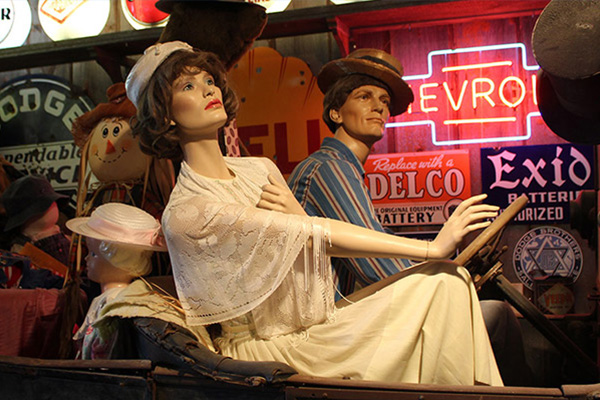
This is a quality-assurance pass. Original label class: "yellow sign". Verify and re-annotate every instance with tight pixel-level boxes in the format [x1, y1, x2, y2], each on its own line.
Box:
[229, 47, 330, 175]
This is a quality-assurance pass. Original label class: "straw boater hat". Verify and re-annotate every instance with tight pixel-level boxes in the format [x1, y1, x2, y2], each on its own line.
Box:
[532, 0, 600, 144]
[155, 0, 267, 71]
[66, 202, 167, 252]
[71, 82, 137, 148]
[317, 48, 414, 116]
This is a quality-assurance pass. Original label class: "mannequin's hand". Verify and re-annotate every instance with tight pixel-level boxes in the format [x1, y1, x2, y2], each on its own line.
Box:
[257, 174, 308, 216]
[429, 194, 499, 259]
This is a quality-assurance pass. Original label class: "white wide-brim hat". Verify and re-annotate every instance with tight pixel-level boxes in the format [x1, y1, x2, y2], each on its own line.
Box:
[66, 202, 167, 252]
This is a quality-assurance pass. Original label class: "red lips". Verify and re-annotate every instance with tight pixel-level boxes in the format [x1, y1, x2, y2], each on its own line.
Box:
[205, 99, 223, 110]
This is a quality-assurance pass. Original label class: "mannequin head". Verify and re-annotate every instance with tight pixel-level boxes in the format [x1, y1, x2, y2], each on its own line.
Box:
[323, 74, 392, 136]
[129, 43, 238, 161]
[66, 202, 167, 292]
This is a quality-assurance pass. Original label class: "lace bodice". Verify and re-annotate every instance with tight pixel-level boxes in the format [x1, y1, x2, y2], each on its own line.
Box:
[163, 157, 334, 339]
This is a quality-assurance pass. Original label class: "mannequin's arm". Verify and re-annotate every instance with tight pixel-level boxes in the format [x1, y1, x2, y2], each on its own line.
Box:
[327, 194, 497, 260]
[258, 179, 497, 261]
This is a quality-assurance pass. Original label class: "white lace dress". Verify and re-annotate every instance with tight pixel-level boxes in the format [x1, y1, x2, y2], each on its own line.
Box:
[163, 157, 502, 386]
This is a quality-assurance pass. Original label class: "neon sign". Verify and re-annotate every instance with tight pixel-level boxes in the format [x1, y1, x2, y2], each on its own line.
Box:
[386, 43, 542, 146]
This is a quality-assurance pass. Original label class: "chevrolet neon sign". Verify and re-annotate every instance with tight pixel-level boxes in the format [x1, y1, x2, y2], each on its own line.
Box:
[386, 43, 542, 146]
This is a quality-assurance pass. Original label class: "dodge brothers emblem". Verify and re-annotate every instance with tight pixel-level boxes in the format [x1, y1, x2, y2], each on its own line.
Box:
[512, 226, 582, 289]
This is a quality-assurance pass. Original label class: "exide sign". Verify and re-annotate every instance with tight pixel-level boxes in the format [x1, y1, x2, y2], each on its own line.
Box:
[387, 43, 541, 146]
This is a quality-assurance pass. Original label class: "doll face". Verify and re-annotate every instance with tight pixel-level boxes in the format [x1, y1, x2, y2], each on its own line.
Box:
[88, 117, 149, 182]
[332, 85, 391, 145]
[171, 68, 228, 138]
[85, 237, 133, 286]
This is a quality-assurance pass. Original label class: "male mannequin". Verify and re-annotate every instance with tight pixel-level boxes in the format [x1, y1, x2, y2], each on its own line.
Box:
[288, 49, 532, 386]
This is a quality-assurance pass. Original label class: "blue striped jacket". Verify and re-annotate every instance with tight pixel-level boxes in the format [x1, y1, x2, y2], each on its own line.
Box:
[288, 137, 413, 300]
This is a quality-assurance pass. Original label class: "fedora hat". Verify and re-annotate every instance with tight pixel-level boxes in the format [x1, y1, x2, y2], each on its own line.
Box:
[317, 48, 414, 116]
[155, 0, 267, 70]
[1, 175, 68, 232]
[66, 202, 167, 252]
[532, 0, 600, 144]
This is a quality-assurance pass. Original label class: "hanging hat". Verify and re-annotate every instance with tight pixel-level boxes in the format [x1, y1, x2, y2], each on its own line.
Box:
[66, 202, 167, 252]
[155, 0, 267, 70]
[1, 175, 68, 232]
[71, 82, 137, 148]
[532, 0, 600, 144]
[317, 48, 414, 116]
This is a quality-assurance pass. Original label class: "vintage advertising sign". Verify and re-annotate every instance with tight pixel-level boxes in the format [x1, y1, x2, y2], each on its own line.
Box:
[364, 149, 471, 226]
[0, 0, 32, 49]
[481, 144, 594, 224]
[513, 226, 583, 290]
[121, 0, 169, 30]
[387, 43, 541, 146]
[38, 0, 109, 41]
[0, 75, 93, 190]
[247, 0, 291, 13]
[230, 47, 330, 175]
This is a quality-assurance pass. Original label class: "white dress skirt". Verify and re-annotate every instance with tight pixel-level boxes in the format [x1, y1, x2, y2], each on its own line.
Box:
[216, 261, 503, 386]
[163, 157, 503, 386]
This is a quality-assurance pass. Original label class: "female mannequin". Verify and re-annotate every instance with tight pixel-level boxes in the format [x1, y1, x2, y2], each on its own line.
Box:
[126, 41, 502, 386]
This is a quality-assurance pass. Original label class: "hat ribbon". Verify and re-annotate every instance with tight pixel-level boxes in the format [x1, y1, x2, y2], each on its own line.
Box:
[356, 55, 401, 76]
[87, 215, 163, 247]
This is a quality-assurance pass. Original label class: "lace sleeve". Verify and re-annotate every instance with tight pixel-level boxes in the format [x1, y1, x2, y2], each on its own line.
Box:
[163, 195, 333, 337]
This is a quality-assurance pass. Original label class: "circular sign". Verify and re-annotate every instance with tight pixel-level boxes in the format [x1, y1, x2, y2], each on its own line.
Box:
[0, 74, 94, 146]
[38, 0, 110, 41]
[0, 0, 32, 49]
[121, 0, 169, 30]
[512, 226, 583, 289]
[247, 0, 290, 13]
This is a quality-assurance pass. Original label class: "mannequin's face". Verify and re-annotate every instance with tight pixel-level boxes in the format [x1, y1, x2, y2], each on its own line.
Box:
[332, 85, 391, 145]
[88, 117, 149, 182]
[85, 237, 134, 288]
[171, 68, 227, 138]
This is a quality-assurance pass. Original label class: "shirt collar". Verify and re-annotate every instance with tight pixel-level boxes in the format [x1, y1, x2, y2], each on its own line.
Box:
[321, 137, 366, 177]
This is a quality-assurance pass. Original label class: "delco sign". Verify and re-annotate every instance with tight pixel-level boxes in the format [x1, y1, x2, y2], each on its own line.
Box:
[364, 150, 471, 226]
[481, 144, 595, 224]
[387, 43, 541, 146]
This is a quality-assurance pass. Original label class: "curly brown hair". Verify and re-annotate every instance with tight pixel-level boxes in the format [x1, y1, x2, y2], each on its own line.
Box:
[322, 74, 390, 134]
[131, 50, 239, 161]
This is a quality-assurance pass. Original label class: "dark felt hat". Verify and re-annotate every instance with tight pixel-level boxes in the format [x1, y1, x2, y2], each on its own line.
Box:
[1, 175, 68, 232]
[532, 0, 600, 144]
[155, 0, 267, 70]
[317, 48, 414, 116]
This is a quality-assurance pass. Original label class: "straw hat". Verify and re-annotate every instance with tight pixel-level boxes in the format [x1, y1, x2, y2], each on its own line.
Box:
[317, 48, 414, 116]
[66, 203, 167, 252]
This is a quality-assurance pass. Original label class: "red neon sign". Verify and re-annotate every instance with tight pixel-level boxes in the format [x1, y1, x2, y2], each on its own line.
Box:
[388, 43, 541, 145]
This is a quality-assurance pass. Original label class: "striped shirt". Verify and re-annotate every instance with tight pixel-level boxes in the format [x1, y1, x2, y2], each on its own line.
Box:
[288, 137, 413, 300]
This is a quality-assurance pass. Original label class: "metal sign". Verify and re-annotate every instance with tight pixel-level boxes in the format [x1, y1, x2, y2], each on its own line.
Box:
[38, 0, 109, 41]
[0, 0, 32, 49]
[364, 149, 471, 226]
[481, 144, 595, 224]
[0, 75, 94, 190]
